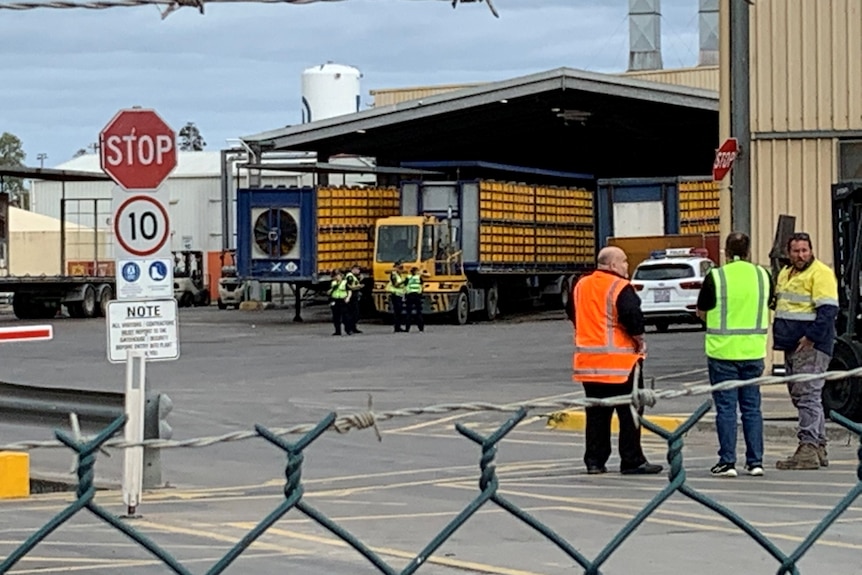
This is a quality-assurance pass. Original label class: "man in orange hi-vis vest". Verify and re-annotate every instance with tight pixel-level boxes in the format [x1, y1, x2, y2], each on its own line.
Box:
[566, 246, 663, 476]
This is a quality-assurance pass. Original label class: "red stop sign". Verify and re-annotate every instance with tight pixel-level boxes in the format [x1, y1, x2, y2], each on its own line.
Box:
[99, 108, 177, 191]
[712, 137, 738, 182]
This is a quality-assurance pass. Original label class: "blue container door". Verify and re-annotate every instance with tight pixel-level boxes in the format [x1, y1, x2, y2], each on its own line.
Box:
[236, 187, 317, 282]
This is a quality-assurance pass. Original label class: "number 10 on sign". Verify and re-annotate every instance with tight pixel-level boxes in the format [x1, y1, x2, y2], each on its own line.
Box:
[113, 190, 171, 259]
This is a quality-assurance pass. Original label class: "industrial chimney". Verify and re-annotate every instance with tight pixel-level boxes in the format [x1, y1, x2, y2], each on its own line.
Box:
[628, 0, 663, 72]
[698, 0, 719, 66]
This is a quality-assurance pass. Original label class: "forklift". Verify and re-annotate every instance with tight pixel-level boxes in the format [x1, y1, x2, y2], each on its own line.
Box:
[173, 250, 211, 308]
[824, 181, 862, 422]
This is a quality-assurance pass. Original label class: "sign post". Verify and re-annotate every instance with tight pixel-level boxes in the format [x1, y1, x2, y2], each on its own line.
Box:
[99, 107, 180, 515]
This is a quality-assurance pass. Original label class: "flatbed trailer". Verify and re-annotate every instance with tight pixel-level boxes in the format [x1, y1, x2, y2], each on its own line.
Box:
[0, 275, 115, 319]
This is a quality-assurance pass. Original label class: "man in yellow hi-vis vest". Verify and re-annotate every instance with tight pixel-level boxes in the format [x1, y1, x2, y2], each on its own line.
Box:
[696, 233, 773, 478]
[772, 232, 839, 470]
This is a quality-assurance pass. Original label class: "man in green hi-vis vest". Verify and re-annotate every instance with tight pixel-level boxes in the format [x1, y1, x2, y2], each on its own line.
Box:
[696, 232, 774, 479]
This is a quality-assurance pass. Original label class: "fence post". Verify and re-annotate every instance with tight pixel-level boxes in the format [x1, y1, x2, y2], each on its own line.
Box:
[143, 392, 173, 490]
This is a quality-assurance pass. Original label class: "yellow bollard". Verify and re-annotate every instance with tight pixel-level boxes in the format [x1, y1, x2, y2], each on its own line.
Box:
[0, 452, 30, 499]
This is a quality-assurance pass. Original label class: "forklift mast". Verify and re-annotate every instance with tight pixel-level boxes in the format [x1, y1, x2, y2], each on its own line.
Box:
[831, 182, 862, 338]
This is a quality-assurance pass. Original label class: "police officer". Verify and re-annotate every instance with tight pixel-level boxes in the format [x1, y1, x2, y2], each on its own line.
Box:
[404, 267, 425, 333]
[328, 269, 350, 336]
[344, 265, 363, 335]
[772, 232, 839, 470]
[696, 232, 772, 478]
[570, 246, 662, 476]
[387, 263, 407, 332]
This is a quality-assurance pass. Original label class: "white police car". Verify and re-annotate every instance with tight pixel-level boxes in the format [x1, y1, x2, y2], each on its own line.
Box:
[630, 247, 715, 332]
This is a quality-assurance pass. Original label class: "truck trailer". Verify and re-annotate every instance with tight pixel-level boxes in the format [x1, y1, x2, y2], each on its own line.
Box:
[234, 184, 401, 319]
[370, 179, 595, 324]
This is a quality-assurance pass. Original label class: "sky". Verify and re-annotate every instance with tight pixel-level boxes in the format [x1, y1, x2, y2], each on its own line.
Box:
[1, 0, 704, 168]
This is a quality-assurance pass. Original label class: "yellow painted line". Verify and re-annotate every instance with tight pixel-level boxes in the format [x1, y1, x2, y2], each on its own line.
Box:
[546, 410, 686, 434]
[442, 483, 862, 551]
[7, 551, 293, 574]
[228, 522, 546, 575]
[132, 519, 309, 555]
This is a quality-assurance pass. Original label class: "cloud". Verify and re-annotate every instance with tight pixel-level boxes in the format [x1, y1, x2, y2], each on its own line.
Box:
[0, 0, 703, 165]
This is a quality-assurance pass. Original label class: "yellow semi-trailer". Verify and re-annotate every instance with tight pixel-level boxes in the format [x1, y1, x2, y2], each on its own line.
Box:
[371, 179, 595, 325]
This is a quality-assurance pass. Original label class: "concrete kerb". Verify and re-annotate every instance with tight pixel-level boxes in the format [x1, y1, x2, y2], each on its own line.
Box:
[546, 409, 857, 443]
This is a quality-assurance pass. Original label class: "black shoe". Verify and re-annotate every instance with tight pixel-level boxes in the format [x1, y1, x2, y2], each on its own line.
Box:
[586, 465, 607, 475]
[332, 332, 341, 336]
[620, 462, 663, 475]
[710, 462, 738, 477]
[353, 329, 363, 334]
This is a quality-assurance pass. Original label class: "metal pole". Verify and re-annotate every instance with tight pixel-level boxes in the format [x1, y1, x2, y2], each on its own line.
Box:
[220, 149, 231, 252]
[60, 183, 66, 275]
[93, 199, 99, 269]
[729, 0, 751, 237]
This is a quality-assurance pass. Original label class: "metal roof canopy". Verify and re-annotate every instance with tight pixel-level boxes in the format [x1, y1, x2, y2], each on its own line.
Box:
[0, 166, 110, 182]
[242, 67, 720, 179]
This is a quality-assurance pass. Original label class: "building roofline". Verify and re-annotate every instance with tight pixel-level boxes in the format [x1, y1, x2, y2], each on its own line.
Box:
[242, 66, 718, 151]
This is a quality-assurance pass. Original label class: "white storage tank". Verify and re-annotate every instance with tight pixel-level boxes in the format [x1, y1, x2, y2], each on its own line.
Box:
[301, 62, 362, 123]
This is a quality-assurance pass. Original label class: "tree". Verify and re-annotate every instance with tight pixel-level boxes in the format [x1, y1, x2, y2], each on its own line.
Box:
[179, 122, 206, 151]
[0, 132, 28, 208]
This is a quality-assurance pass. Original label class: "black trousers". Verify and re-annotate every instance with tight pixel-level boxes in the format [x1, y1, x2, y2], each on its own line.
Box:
[345, 294, 361, 333]
[582, 361, 647, 471]
[404, 293, 424, 332]
[330, 299, 347, 334]
[390, 295, 405, 331]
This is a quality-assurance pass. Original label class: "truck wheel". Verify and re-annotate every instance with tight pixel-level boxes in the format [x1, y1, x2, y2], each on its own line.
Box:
[484, 284, 499, 321]
[81, 284, 97, 318]
[824, 336, 862, 423]
[451, 291, 469, 325]
[97, 285, 113, 317]
[218, 298, 228, 310]
[180, 292, 194, 308]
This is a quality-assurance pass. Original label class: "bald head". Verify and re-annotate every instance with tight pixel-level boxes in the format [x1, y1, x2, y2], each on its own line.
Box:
[597, 246, 629, 278]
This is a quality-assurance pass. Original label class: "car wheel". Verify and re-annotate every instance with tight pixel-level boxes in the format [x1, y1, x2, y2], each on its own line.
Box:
[654, 320, 669, 333]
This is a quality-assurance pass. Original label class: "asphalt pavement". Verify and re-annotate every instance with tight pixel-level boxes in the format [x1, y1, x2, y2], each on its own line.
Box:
[0, 306, 860, 575]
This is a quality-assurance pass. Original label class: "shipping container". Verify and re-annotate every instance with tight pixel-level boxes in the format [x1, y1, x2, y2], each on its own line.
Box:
[371, 179, 594, 324]
[235, 184, 400, 292]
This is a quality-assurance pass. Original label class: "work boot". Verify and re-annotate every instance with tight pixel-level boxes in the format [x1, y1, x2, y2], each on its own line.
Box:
[776, 443, 820, 470]
[818, 444, 829, 467]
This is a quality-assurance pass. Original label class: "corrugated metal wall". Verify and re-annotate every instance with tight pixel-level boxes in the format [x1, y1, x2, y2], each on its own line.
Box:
[621, 66, 719, 92]
[370, 84, 484, 107]
[751, 0, 862, 133]
[751, 139, 837, 265]
[748, 0, 862, 268]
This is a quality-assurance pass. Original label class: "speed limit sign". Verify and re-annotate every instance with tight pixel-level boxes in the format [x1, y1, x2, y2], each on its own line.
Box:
[113, 191, 171, 258]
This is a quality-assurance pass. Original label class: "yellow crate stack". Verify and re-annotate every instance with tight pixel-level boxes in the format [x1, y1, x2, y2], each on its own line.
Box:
[534, 185, 594, 265]
[679, 179, 720, 235]
[479, 181, 594, 267]
[316, 186, 400, 273]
